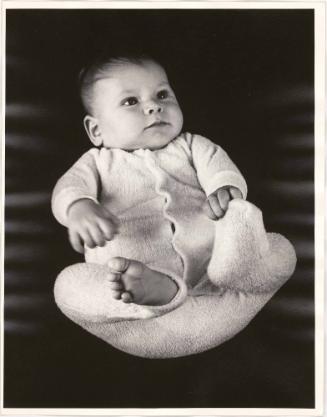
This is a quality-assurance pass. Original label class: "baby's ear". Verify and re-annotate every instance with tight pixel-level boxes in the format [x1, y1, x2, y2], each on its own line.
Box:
[83, 115, 102, 147]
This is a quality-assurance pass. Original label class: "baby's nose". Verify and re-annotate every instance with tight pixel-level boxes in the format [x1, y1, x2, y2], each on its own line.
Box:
[144, 102, 163, 115]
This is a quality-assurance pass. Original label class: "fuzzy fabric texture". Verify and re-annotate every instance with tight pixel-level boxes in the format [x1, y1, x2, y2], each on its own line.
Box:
[52, 133, 296, 358]
[207, 199, 297, 293]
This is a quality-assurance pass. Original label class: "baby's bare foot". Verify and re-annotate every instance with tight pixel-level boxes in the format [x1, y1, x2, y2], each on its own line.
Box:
[106, 257, 178, 306]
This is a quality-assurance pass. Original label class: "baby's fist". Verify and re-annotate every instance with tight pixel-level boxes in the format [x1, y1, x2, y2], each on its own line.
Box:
[203, 186, 242, 220]
[67, 199, 119, 253]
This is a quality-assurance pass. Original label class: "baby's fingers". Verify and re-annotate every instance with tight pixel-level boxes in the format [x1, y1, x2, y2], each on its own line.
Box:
[229, 186, 243, 199]
[217, 188, 231, 211]
[207, 194, 224, 219]
[68, 229, 85, 254]
[88, 225, 107, 247]
[79, 229, 98, 249]
[203, 199, 218, 220]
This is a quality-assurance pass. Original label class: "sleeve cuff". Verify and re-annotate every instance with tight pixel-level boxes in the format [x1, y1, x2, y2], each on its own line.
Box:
[204, 171, 248, 199]
[51, 188, 99, 226]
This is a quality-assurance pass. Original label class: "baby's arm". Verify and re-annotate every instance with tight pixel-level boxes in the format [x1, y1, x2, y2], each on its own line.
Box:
[52, 149, 118, 253]
[185, 134, 247, 218]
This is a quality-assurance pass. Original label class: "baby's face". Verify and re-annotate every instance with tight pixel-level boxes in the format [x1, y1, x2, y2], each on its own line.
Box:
[86, 61, 183, 150]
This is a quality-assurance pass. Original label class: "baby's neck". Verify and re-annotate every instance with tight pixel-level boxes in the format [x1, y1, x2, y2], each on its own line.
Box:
[102, 141, 174, 153]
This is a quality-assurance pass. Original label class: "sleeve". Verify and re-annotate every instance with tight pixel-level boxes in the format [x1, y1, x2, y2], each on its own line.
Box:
[51, 149, 100, 227]
[187, 133, 248, 198]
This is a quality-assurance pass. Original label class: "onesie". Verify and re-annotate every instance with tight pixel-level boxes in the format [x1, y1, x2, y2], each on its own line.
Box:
[52, 133, 297, 358]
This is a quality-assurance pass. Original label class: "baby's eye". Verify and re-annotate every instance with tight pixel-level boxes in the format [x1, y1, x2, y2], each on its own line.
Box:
[122, 97, 138, 106]
[157, 90, 169, 100]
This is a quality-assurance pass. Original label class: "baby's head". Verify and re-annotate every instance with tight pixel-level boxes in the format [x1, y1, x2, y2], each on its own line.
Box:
[79, 54, 183, 151]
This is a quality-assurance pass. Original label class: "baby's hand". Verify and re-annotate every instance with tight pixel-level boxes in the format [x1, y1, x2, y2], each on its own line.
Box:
[67, 199, 119, 254]
[203, 186, 243, 220]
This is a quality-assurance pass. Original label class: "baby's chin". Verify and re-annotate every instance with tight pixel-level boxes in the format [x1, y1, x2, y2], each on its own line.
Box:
[144, 136, 176, 150]
[132, 131, 181, 151]
[146, 127, 183, 149]
[145, 138, 174, 150]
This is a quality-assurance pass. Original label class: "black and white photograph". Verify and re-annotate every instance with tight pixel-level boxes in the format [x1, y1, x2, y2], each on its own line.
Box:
[1, 1, 325, 414]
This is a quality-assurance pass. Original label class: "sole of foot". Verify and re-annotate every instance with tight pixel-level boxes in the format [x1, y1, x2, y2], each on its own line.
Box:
[107, 257, 178, 306]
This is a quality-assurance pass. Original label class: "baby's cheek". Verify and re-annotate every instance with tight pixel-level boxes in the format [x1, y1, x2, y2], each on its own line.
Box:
[170, 106, 183, 134]
[123, 116, 143, 137]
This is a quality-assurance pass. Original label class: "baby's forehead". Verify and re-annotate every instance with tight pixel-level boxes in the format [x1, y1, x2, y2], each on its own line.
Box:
[105, 61, 167, 81]
[94, 62, 169, 100]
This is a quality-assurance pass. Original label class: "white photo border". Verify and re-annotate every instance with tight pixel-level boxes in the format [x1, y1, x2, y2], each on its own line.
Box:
[0, 1, 325, 416]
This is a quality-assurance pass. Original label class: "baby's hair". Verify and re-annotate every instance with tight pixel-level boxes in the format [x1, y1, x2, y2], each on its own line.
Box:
[78, 52, 161, 115]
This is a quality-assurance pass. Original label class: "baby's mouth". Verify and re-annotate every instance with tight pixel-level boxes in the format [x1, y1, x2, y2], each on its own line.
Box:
[145, 121, 170, 130]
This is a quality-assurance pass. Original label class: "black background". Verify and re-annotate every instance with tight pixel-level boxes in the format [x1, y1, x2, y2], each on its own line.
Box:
[5, 9, 314, 408]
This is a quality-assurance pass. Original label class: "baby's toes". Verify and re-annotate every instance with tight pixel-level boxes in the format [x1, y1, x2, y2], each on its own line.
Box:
[106, 272, 125, 299]
[106, 270, 121, 282]
[121, 292, 133, 303]
[111, 290, 123, 300]
[107, 257, 130, 273]
[107, 280, 123, 291]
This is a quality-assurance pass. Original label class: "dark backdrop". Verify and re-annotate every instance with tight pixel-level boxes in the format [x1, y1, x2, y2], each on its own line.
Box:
[5, 9, 314, 408]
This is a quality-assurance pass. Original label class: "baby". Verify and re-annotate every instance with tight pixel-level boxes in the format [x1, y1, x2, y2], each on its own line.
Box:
[52, 54, 296, 357]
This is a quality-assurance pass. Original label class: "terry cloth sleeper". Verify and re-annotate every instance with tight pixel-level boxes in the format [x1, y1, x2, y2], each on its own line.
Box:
[52, 133, 296, 358]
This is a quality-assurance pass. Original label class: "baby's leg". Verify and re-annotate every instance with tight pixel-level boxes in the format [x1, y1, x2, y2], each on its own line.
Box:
[106, 257, 178, 305]
[54, 261, 187, 324]
[207, 199, 297, 293]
